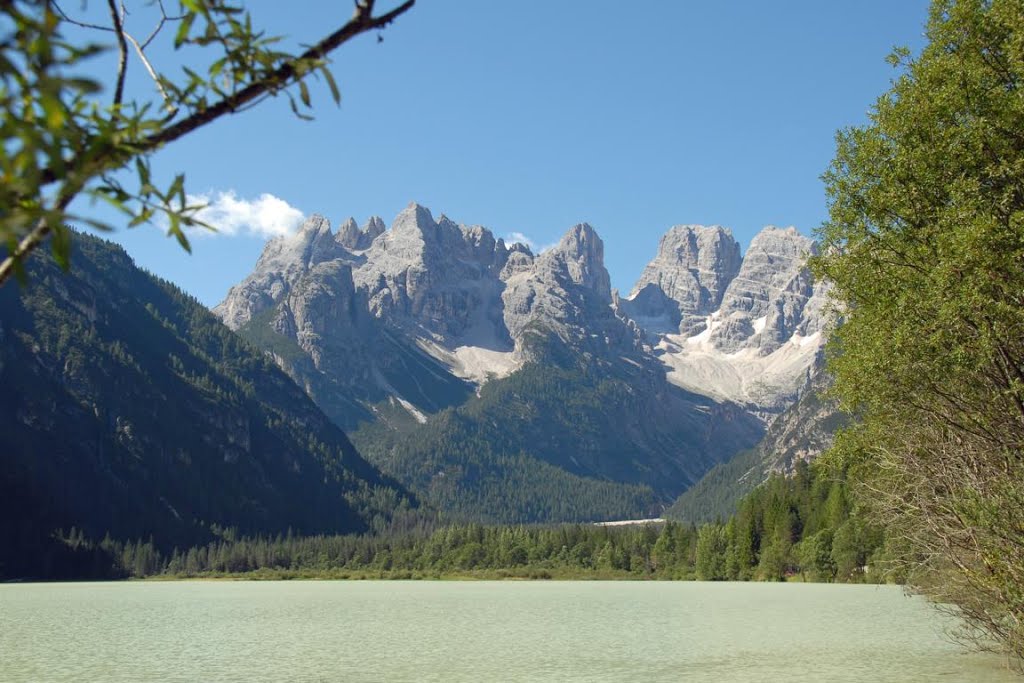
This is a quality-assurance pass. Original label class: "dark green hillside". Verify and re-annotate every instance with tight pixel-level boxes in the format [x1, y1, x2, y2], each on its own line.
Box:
[663, 446, 763, 524]
[0, 235, 418, 579]
[667, 367, 845, 523]
[353, 337, 763, 523]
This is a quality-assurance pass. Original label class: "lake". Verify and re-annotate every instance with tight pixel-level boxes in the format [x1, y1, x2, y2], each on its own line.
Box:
[0, 581, 1014, 682]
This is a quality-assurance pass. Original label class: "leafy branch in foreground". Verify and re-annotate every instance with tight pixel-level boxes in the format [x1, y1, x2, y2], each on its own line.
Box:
[0, 0, 414, 285]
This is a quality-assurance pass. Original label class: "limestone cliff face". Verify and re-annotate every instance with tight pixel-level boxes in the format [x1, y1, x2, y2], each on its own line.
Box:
[708, 227, 821, 354]
[624, 225, 741, 335]
[351, 204, 511, 344]
[336, 216, 385, 251]
[216, 206, 830, 421]
[214, 204, 654, 430]
[501, 223, 640, 359]
[213, 214, 361, 331]
[619, 224, 829, 415]
[216, 204, 651, 380]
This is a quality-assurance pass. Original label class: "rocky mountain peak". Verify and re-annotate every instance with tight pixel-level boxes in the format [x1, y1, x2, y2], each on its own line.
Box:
[745, 225, 814, 260]
[301, 213, 330, 234]
[538, 223, 611, 301]
[351, 216, 386, 250]
[332, 216, 386, 251]
[620, 222, 828, 416]
[307, 215, 347, 265]
[214, 214, 344, 330]
[498, 222, 635, 360]
[625, 224, 741, 334]
[216, 205, 829, 421]
[335, 217, 360, 249]
[714, 225, 818, 340]
[391, 202, 435, 237]
[265, 213, 332, 267]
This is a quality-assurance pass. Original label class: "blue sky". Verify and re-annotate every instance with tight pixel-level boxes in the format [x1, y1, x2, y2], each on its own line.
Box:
[70, 1, 930, 306]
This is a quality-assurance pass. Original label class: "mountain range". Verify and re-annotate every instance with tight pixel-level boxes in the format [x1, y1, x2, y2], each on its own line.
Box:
[1, 203, 833, 577]
[215, 203, 829, 522]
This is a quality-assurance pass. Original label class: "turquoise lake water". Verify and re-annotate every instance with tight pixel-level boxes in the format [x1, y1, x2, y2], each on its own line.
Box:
[0, 581, 1015, 682]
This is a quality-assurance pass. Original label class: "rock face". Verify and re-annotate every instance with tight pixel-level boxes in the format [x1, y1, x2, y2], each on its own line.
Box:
[758, 365, 844, 476]
[623, 225, 741, 335]
[215, 204, 655, 430]
[216, 204, 829, 424]
[706, 227, 822, 354]
[336, 216, 385, 250]
[216, 205, 623, 433]
[501, 223, 639, 358]
[620, 224, 829, 415]
[214, 214, 362, 331]
[351, 204, 512, 345]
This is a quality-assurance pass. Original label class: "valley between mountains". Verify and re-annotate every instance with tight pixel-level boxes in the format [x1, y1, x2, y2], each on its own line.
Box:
[1, 202, 839, 577]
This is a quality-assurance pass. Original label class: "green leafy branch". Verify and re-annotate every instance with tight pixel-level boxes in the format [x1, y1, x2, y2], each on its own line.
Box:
[0, 0, 415, 285]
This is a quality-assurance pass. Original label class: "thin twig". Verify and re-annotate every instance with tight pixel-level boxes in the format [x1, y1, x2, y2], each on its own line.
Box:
[123, 31, 177, 114]
[51, 1, 116, 32]
[106, 0, 128, 107]
[36, 0, 414, 187]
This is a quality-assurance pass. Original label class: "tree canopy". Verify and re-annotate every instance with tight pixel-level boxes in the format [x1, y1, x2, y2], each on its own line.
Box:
[813, 0, 1024, 661]
[0, 0, 414, 285]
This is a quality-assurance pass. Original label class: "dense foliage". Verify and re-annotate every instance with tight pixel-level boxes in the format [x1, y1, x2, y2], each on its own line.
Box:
[664, 446, 762, 525]
[353, 362, 659, 524]
[33, 461, 886, 584]
[0, 234, 420, 580]
[813, 0, 1024, 659]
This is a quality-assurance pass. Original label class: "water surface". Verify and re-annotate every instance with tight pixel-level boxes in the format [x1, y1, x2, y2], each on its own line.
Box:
[0, 581, 1014, 682]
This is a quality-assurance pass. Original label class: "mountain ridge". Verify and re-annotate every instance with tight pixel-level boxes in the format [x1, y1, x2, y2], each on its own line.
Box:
[213, 202, 825, 523]
[1, 234, 420, 578]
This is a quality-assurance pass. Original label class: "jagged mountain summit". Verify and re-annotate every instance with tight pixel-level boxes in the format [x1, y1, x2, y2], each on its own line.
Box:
[214, 203, 768, 522]
[619, 223, 828, 415]
[215, 204, 649, 428]
[623, 225, 741, 336]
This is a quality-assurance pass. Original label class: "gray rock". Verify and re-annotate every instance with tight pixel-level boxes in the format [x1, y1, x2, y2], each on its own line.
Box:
[213, 214, 351, 330]
[501, 223, 640, 358]
[709, 226, 819, 353]
[335, 216, 385, 251]
[215, 205, 828, 429]
[628, 225, 741, 335]
[621, 223, 829, 415]
[335, 217, 360, 250]
[616, 283, 682, 337]
[352, 204, 511, 343]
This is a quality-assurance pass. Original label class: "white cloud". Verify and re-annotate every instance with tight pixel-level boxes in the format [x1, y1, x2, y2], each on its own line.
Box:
[185, 190, 304, 238]
[504, 231, 537, 250]
[503, 231, 557, 254]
